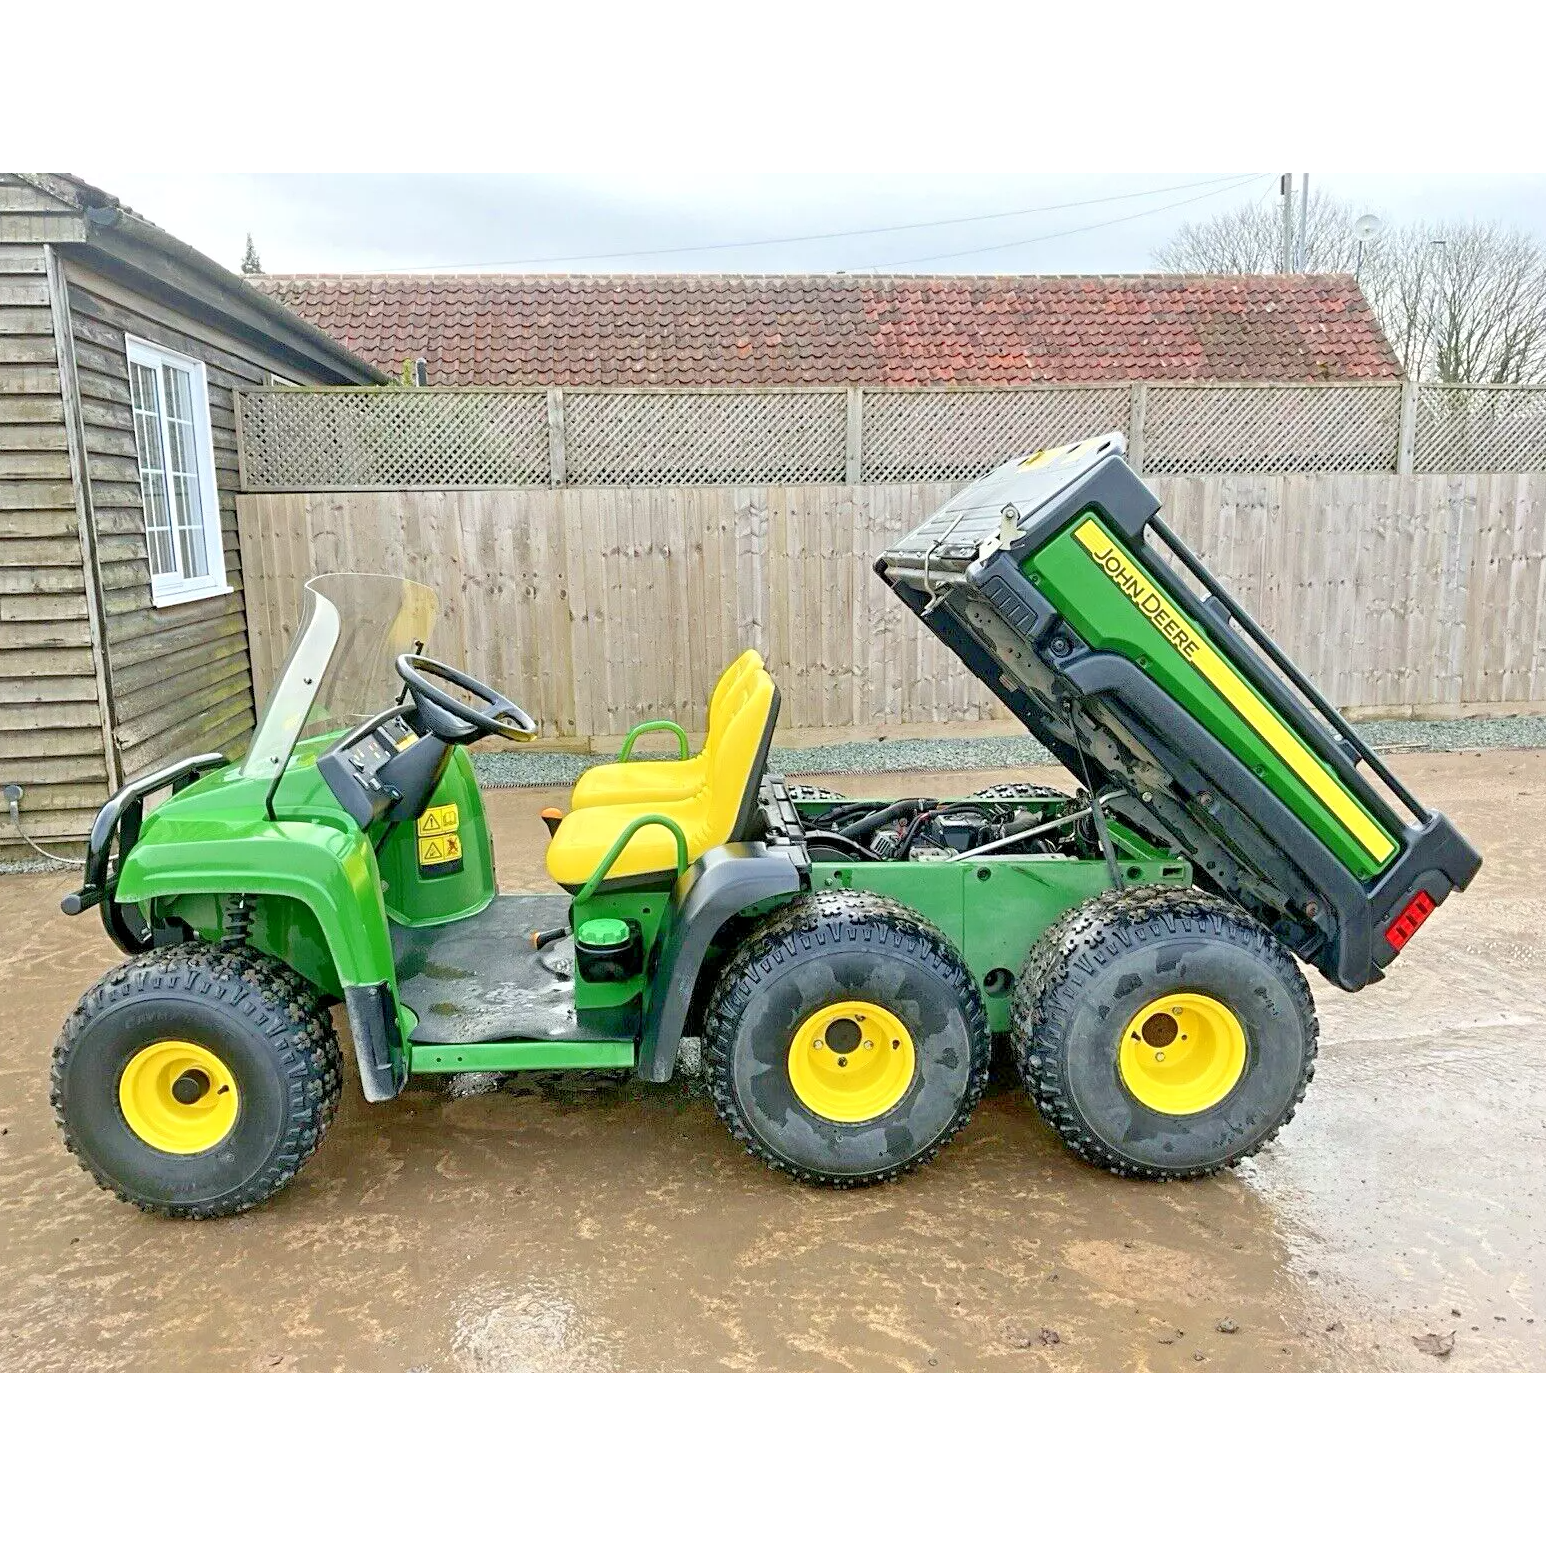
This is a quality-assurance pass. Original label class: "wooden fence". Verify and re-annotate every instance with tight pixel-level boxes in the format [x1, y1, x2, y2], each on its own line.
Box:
[236, 472, 1546, 744]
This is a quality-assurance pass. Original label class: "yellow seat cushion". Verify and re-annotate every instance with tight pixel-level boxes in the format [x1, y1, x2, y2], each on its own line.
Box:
[543, 798, 708, 889]
[546, 668, 776, 890]
[567, 757, 703, 810]
[570, 650, 761, 810]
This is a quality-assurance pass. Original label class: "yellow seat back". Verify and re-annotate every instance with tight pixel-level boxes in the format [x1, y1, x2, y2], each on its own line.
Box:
[700, 667, 778, 847]
[702, 649, 762, 761]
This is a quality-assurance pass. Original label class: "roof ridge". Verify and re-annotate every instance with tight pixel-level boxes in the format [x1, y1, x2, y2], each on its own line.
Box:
[253, 269, 1360, 285]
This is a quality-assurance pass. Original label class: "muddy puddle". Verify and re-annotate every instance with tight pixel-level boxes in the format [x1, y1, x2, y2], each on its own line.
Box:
[2, 754, 1542, 1371]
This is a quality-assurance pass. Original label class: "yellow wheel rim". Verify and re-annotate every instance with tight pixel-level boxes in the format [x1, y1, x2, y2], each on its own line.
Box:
[1118, 993, 1247, 1116]
[118, 1040, 240, 1155]
[786, 1000, 916, 1124]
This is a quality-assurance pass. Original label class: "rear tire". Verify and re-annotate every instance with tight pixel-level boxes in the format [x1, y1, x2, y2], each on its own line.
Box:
[52, 944, 343, 1218]
[972, 781, 1074, 803]
[1011, 887, 1317, 1180]
[704, 892, 990, 1186]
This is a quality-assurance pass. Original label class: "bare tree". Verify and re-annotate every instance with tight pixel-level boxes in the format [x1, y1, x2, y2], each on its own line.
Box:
[1426, 224, 1546, 383]
[1155, 198, 1546, 383]
[1153, 189, 1359, 275]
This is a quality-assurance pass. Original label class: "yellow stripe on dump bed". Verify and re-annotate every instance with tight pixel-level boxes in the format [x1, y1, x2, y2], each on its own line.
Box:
[1072, 519, 1396, 865]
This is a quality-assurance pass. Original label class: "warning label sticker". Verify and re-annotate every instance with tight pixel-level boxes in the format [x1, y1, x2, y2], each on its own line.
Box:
[416, 803, 459, 836]
[417, 831, 463, 867]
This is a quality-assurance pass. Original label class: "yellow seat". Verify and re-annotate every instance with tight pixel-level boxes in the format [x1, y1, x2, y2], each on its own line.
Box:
[569, 650, 762, 809]
[546, 668, 778, 891]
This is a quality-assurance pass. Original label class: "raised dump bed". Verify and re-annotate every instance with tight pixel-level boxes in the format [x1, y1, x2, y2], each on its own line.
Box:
[874, 434, 1481, 991]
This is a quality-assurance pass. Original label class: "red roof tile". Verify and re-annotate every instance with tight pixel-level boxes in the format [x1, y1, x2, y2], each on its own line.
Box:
[249, 273, 1401, 387]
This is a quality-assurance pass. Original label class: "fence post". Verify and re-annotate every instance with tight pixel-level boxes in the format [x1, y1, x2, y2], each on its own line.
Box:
[845, 387, 863, 484]
[1397, 379, 1418, 473]
[233, 388, 249, 492]
[546, 387, 566, 487]
[1127, 383, 1147, 473]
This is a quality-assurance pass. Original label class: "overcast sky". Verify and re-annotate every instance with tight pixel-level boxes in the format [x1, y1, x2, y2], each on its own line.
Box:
[86, 172, 1546, 278]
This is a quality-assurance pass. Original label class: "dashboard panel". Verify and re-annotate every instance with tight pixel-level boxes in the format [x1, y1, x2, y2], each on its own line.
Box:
[316, 711, 428, 830]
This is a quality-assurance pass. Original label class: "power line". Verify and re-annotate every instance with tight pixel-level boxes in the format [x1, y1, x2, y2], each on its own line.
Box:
[876, 173, 1272, 269]
[372, 173, 1259, 273]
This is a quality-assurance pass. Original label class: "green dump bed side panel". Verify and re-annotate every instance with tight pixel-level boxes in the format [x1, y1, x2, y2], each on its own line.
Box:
[871, 435, 1483, 992]
[1028, 515, 1397, 880]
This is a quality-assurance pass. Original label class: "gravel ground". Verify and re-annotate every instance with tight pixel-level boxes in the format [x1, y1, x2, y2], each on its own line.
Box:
[471, 713, 1546, 787]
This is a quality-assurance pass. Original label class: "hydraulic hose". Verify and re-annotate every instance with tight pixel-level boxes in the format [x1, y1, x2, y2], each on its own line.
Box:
[835, 799, 929, 841]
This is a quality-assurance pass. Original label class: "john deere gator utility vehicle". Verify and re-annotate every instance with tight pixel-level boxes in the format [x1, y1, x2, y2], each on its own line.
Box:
[53, 436, 1481, 1217]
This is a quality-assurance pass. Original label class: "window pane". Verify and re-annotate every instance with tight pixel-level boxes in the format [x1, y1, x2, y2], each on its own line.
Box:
[142, 471, 175, 577]
[129, 362, 165, 473]
[171, 472, 208, 577]
[130, 361, 177, 579]
[162, 362, 209, 579]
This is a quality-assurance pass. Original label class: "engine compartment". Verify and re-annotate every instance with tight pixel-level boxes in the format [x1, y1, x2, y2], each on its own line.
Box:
[788, 786, 1102, 865]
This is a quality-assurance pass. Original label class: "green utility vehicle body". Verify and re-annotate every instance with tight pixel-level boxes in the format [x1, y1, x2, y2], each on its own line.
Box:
[77, 717, 1175, 1093]
[53, 436, 1481, 1214]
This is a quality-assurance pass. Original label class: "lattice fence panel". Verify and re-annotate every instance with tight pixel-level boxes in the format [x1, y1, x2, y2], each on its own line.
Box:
[1414, 385, 1546, 473]
[562, 390, 846, 486]
[240, 389, 550, 490]
[861, 387, 1130, 481]
[1143, 384, 1402, 474]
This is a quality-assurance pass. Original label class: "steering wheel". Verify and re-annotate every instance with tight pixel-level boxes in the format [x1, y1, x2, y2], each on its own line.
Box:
[395, 654, 538, 744]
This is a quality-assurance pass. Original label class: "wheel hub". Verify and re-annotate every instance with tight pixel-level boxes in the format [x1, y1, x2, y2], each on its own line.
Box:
[1117, 993, 1247, 1116]
[787, 1000, 916, 1123]
[118, 1040, 240, 1155]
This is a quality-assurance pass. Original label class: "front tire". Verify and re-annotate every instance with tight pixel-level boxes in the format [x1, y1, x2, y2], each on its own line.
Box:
[52, 945, 343, 1218]
[1012, 887, 1317, 1180]
[704, 892, 990, 1186]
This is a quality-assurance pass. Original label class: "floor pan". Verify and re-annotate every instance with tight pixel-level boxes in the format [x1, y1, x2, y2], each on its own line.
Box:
[393, 893, 579, 1045]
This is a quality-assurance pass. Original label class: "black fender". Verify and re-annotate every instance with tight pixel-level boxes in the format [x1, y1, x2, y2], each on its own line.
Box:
[636, 842, 803, 1082]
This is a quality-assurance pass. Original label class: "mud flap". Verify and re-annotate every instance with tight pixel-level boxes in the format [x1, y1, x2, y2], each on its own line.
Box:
[637, 844, 804, 1083]
[344, 982, 406, 1102]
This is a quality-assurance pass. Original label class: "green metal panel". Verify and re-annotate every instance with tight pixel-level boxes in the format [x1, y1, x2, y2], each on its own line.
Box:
[811, 840, 1188, 1033]
[1027, 515, 1395, 879]
[409, 1040, 636, 1074]
[116, 735, 502, 994]
[115, 759, 398, 995]
[374, 747, 496, 927]
[812, 860, 967, 945]
[572, 887, 665, 1014]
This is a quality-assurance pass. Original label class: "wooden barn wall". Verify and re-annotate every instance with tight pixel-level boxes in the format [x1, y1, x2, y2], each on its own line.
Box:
[59, 253, 339, 783]
[0, 179, 111, 849]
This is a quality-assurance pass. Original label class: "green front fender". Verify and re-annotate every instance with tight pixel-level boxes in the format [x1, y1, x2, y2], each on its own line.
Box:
[116, 816, 397, 996]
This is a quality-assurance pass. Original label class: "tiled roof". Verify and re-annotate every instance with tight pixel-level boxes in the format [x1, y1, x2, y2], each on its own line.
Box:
[250, 272, 1401, 387]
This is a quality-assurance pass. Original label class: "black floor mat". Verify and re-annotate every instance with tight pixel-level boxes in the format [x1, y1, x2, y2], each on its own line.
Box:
[393, 894, 578, 1045]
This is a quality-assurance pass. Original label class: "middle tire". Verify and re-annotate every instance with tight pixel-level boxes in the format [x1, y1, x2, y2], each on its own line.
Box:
[704, 891, 991, 1186]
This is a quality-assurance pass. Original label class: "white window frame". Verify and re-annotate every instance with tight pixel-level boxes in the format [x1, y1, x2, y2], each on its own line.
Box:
[125, 335, 230, 607]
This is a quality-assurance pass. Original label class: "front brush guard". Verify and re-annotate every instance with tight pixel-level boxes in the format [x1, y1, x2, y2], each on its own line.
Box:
[61, 753, 228, 953]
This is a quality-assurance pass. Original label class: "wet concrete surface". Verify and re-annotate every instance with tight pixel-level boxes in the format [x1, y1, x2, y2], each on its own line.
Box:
[1, 752, 1542, 1371]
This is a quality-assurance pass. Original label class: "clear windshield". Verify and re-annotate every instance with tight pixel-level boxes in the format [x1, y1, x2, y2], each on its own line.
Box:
[242, 573, 439, 778]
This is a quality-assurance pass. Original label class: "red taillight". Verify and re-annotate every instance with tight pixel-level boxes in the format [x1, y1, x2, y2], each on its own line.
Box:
[1385, 890, 1436, 952]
